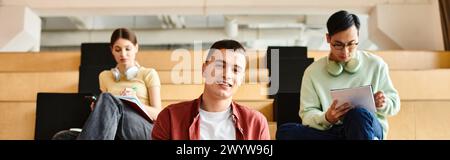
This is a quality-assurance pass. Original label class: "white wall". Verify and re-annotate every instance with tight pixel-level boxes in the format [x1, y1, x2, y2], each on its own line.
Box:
[0, 6, 41, 52]
[0, 0, 445, 51]
[369, 1, 444, 50]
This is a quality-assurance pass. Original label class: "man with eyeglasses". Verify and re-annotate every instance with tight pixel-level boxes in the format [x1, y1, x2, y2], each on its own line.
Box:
[276, 10, 400, 140]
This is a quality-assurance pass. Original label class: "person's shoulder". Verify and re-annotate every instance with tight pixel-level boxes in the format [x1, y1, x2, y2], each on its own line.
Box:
[360, 50, 387, 67]
[233, 102, 267, 121]
[139, 67, 158, 74]
[99, 70, 111, 75]
[139, 67, 161, 82]
[304, 56, 327, 75]
[165, 100, 195, 108]
[99, 70, 112, 79]
[163, 99, 197, 113]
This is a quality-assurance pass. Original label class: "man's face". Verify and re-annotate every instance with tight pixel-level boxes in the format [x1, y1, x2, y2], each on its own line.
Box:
[327, 25, 359, 63]
[202, 49, 246, 100]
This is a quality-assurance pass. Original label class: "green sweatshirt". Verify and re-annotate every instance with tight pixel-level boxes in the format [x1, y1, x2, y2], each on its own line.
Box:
[299, 50, 401, 138]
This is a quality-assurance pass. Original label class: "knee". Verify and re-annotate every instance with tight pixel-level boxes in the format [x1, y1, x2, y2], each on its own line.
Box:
[52, 130, 80, 140]
[344, 107, 375, 125]
[97, 92, 121, 105]
[343, 107, 376, 127]
[343, 108, 383, 140]
[93, 93, 121, 112]
[98, 92, 114, 100]
[276, 123, 303, 140]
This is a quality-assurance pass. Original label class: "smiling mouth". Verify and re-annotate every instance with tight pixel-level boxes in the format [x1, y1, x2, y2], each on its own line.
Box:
[340, 56, 347, 59]
[216, 81, 232, 88]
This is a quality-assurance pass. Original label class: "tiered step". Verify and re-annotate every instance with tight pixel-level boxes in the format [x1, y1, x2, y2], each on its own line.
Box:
[1, 50, 450, 140]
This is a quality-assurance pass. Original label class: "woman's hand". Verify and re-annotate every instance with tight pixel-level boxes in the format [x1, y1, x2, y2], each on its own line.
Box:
[120, 88, 136, 96]
[90, 102, 95, 111]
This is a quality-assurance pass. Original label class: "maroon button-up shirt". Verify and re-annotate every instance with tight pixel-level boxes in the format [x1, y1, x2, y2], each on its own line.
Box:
[152, 95, 270, 140]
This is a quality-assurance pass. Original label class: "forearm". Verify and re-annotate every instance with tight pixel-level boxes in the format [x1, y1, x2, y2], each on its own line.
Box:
[144, 105, 162, 121]
[301, 110, 332, 130]
[376, 94, 400, 116]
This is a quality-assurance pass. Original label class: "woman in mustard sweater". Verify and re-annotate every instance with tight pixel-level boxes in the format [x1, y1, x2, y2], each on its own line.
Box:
[77, 28, 162, 140]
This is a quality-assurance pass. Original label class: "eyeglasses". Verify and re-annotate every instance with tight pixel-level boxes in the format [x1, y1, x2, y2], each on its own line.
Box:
[331, 42, 359, 50]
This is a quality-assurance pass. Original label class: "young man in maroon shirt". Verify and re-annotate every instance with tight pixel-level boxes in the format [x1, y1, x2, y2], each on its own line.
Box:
[152, 40, 270, 140]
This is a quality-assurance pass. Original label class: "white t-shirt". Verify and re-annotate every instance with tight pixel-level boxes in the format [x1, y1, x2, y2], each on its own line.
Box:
[199, 107, 236, 140]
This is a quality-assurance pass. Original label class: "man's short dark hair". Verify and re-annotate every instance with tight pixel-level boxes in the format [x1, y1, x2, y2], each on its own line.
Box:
[206, 40, 246, 61]
[326, 10, 360, 36]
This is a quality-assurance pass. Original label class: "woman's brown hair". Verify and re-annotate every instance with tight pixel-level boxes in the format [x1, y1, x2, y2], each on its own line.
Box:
[110, 28, 138, 46]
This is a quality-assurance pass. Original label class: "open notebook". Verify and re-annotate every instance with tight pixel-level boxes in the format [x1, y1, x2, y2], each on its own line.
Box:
[330, 85, 376, 113]
[116, 96, 153, 123]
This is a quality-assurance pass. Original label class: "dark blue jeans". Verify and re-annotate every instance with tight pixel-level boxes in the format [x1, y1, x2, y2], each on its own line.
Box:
[77, 93, 153, 140]
[276, 107, 383, 140]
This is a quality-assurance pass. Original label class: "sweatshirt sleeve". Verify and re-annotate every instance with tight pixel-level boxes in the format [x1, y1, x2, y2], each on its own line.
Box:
[299, 69, 332, 130]
[375, 62, 401, 117]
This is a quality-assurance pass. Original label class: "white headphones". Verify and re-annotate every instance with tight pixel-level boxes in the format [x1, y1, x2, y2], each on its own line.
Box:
[111, 62, 140, 82]
[326, 52, 361, 77]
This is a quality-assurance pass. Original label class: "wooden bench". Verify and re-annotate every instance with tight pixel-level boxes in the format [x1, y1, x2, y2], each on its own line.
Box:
[2, 50, 450, 72]
[1, 50, 450, 140]
[1, 70, 448, 101]
[0, 100, 275, 140]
